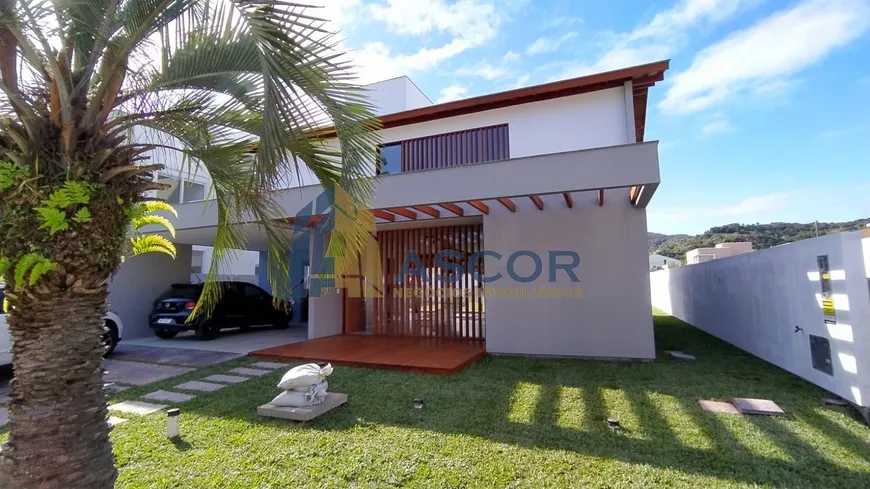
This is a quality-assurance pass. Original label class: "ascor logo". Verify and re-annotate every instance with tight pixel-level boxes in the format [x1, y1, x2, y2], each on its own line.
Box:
[291, 185, 582, 300]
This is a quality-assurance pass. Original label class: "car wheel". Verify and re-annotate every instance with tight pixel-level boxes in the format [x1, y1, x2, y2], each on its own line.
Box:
[195, 321, 218, 340]
[102, 321, 119, 357]
[155, 329, 178, 339]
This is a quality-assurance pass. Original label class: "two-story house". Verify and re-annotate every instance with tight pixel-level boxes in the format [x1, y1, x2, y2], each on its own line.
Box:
[111, 60, 669, 365]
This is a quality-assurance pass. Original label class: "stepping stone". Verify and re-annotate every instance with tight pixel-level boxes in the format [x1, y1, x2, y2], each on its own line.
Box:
[732, 398, 785, 416]
[665, 350, 696, 361]
[109, 400, 167, 415]
[699, 400, 741, 415]
[108, 416, 127, 427]
[104, 383, 130, 394]
[258, 393, 348, 422]
[202, 374, 250, 384]
[228, 367, 272, 377]
[824, 397, 850, 407]
[103, 360, 194, 386]
[0, 407, 7, 427]
[141, 390, 196, 403]
[175, 380, 226, 393]
[251, 362, 287, 370]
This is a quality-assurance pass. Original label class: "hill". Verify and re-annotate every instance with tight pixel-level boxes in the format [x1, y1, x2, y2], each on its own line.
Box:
[650, 219, 870, 260]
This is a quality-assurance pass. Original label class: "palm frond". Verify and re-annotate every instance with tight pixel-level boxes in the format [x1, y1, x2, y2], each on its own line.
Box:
[132, 213, 175, 236]
[130, 234, 176, 258]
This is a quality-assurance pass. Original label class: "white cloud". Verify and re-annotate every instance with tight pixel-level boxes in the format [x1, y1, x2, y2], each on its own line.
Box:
[557, 0, 753, 79]
[456, 60, 510, 80]
[369, 0, 503, 44]
[526, 32, 578, 55]
[650, 192, 794, 224]
[660, 0, 870, 114]
[700, 120, 735, 137]
[502, 50, 521, 63]
[352, 38, 471, 83]
[342, 0, 508, 83]
[816, 123, 870, 140]
[437, 84, 469, 103]
[700, 114, 736, 137]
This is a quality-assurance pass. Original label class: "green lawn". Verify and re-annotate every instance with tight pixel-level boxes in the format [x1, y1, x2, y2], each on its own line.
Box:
[7, 311, 870, 487]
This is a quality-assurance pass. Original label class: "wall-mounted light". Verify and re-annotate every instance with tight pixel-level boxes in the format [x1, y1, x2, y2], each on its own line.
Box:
[413, 397, 424, 409]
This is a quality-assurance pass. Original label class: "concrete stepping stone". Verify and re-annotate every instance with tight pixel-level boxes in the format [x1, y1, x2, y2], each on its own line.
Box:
[228, 367, 272, 377]
[251, 362, 288, 370]
[109, 400, 167, 415]
[202, 374, 250, 384]
[108, 416, 127, 427]
[732, 398, 785, 416]
[103, 359, 194, 386]
[175, 380, 227, 393]
[699, 400, 741, 415]
[665, 350, 696, 361]
[104, 383, 130, 394]
[141, 390, 196, 403]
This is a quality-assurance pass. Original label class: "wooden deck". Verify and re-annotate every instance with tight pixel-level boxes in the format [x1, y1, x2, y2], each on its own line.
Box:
[249, 335, 486, 375]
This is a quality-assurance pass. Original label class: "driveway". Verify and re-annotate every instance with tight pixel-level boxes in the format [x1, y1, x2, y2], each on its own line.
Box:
[124, 325, 308, 354]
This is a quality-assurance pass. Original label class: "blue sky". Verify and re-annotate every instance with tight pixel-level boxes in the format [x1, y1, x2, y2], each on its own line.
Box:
[321, 0, 870, 234]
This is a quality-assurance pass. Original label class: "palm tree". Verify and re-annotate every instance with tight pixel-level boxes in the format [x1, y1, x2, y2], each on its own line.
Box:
[0, 1, 379, 487]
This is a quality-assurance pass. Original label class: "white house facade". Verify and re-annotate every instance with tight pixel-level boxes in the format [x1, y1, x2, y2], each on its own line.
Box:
[110, 60, 670, 360]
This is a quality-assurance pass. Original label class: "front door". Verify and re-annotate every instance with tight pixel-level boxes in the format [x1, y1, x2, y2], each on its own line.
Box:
[343, 290, 366, 333]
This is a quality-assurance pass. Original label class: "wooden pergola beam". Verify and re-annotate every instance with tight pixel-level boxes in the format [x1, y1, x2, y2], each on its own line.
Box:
[373, 210, 395, 222]
[413, 205, 441, 218]
[468, 200, 490, 215]
[439, 203, 465, 216]
[562, 193, 573, 209]
[529, 195, 544, 211]
[598, 189, 604, 207]
[387, 207, 417, 220]
[497, 197, 516, 212]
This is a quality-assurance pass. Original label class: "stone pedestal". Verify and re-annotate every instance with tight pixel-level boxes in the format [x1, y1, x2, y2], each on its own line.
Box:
[257, 393, 347, 421]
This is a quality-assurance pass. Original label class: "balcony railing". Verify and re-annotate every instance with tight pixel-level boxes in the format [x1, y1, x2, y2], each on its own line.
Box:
[399, 124, 509, 172]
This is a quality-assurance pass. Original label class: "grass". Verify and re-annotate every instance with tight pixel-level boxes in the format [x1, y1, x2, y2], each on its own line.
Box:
[6, 311, 870, 487]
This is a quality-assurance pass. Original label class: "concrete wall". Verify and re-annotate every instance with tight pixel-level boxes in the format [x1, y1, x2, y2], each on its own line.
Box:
[651, 232, 870, 407]
[381, 87, 630, 155]
[108, 244, 193, 339]
[483, 190, 655, 359]
[191, 245, 260, 280]
[308, 289, 342, 340]
[364, 76, 432, 116]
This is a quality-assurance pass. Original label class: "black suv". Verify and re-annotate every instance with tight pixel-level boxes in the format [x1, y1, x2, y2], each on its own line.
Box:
[150, 282, 292, 340]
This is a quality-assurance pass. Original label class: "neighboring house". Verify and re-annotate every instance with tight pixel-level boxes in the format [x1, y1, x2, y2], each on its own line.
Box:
[112, 60, 670, 359]
[686, 242, 753, 264]
[649, 253, 680, 270]
[190, 245, 260, 285]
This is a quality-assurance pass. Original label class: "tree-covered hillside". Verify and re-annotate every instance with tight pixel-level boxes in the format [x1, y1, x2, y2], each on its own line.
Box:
[650, 219, 870, 260]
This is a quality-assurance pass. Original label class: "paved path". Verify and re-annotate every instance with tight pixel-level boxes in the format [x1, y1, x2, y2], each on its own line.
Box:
[110, 344, 242, 368]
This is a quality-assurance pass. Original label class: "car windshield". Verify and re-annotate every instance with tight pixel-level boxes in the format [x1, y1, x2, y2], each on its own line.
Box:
[158, 284, 202, 301]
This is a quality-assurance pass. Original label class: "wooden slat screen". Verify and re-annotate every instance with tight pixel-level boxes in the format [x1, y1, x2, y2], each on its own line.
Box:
[400, 124, 509, 172]
[374, 224, 484, 340]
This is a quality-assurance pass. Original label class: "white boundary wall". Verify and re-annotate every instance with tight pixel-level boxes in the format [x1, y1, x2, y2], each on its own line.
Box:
[651, 231, 870, 408]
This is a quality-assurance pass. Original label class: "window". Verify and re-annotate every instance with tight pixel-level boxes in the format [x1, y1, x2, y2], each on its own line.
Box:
[155, 173, 181, 203]
[190, 250, 205, 275]
[378, 143, 402, 175]
[243, 284, 266, 298]
[183, 181, 206, 202]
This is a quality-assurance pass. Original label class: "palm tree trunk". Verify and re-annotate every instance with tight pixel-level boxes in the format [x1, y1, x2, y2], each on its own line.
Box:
[0, 285, 117, 489]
